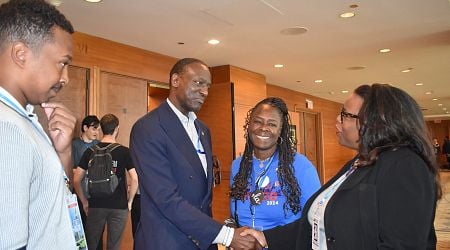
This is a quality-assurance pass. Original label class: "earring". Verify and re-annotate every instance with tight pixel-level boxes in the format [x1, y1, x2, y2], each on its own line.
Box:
[277, 137, 284, 145]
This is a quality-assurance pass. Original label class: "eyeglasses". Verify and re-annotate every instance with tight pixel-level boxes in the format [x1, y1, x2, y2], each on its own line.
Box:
[340, 108, 358, 123]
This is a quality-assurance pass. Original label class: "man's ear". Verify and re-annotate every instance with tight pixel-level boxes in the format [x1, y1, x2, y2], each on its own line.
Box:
[171, 73, 180, 88]
[11, 42, 29, 68]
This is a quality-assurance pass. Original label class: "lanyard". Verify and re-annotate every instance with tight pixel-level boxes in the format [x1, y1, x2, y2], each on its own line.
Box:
[0, 91, 52, 145]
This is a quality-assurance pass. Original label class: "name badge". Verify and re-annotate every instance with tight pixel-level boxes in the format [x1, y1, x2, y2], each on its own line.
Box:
[312, 215, 320, 250]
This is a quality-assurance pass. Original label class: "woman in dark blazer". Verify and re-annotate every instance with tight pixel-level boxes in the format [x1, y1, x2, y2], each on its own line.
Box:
[243, 84, 441, 250]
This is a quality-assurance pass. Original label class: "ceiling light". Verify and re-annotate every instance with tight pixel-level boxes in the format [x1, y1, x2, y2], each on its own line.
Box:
[177, 42, 185, 45]
[347, 66, 366, 70]
[432, 98, 438, 101]
[314, 80, 323, 83]
[379, 48, 391, 53]
[425, 91, 432, 95]
[274, 64, 284, 68]
[349, 4, 359, 8]
[280, 27, 308, 35]
[329, 91, 335, 95]
[438, 104, 443, 106]
[401, 67, 413, 73]
[208, 39, 220, 45]
[415, 83, 424, 86]
[340, 12, 355, 18]
[341, 90, 349, 94]
[296, 80, 302, 83]
[85, 0, 102, 2]
[50, 0, 62, 6]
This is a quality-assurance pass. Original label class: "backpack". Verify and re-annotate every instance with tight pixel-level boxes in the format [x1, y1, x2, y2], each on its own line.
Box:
[85, 143, 121, 198]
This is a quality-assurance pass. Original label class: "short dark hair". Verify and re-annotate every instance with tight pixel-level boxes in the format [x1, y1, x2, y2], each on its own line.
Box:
[81, 115, 100, 132]
[169, 58, 208, 84]
[100, 114, 119, 135]
[0, 0, 74, 52]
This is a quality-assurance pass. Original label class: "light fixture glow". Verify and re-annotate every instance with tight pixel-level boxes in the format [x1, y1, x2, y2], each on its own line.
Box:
[208, 39, 220, 45]
[379, 48, 391, 53]
[85, 0, 102, 2]
[274, 64, 284, 68]
[432, 98, 438, 101]
[415, 83, 424, 86]
[425, 91, 432, 95]
[341, 90, 349, 94]
[401, 68, 413, 73]
[314, 80, 323, 83]
[438, 104, 443, 106]
[340, 12, 355, 18]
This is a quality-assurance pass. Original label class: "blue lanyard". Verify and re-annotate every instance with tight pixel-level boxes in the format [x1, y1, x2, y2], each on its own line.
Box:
[0, 91, 51, 145]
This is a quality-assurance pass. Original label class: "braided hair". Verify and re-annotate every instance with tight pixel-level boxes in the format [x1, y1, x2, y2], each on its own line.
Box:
[230, 97, 302, 214]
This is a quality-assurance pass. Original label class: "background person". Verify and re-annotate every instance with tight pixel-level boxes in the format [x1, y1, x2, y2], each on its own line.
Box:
[130, 58, 261, 250]
[244, 84, 440, 250]
[74, 114, 138, 250]
[0, 0, 77, 248]
[230, 97, 320, 231]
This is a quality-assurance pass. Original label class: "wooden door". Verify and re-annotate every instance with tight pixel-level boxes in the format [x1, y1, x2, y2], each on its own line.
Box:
[35, 65, 89, 138]
[304, 113, 318, 168]
[98, 72, 147, 147]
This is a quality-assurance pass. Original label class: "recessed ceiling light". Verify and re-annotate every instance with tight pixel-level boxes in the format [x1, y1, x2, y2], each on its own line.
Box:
[379, 48, 391, 53]
[340, 12, 355, 18]
[341, 90, 349, 94]
[296, 80, 302, 83]
[347, 66, 366, 70]
[85, 0, 102, 2]
[280, 27, 308, 35]
[438, 104, 443, 106]
[208, 39, 220, 45]
[177, 42, 185, 45]
[274, 64, 284, 68]
[401, 67, 413, 73]
[425, 91, 432, 95]
[329, 91, 335, 95]
[432, 98, 438, 101]
[415, 83, 424, 86]
[314, 80, 323, 83]
[50, 0, 62, 6]
[349, 4, 359, 8]
[444, 108, 448, 111]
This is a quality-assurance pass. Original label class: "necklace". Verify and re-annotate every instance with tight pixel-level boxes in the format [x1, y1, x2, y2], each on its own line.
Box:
[253, 154, 272, 168]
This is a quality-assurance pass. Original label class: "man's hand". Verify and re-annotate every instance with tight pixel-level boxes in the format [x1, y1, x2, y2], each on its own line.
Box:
[41, 102, 76, 179]
[82, 199, 89, 216]
[229, 226, 263, 250]
[240, 228, 267, 248]
[41, 102, 76, 153]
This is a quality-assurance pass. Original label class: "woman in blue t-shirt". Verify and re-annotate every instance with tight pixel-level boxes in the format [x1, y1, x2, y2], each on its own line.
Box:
[230, 97, 321, 231]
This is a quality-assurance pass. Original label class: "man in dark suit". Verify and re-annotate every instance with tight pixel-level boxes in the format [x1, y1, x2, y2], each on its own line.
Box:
[130, 58, 261, 250]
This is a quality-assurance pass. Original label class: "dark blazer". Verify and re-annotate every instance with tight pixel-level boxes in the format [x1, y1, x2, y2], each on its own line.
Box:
[130, 101, 221, 250]
[265, 147, 437, 250]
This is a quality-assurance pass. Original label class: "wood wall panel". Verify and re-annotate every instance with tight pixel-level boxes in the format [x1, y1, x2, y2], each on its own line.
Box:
[72, 32, 176, 83]
[98, 72, 148, 147]
[148, 86, 169, 112]
[230, 66, 266, 106]
[266, 84, 356, 182]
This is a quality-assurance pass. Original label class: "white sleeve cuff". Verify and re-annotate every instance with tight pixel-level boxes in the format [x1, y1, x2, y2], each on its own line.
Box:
[212, 226, 235, 247]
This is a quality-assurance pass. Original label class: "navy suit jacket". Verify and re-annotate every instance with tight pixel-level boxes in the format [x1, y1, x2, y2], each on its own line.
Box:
[130, 101, 222, 250]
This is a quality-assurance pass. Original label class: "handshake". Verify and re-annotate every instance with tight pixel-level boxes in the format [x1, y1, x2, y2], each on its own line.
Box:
[229, 227, 267, 250]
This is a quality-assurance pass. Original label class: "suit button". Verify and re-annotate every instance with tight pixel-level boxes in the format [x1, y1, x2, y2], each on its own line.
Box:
[327, 237, 335, 243]
[189, 175, 193, 179]
[200, 206, 203, 209]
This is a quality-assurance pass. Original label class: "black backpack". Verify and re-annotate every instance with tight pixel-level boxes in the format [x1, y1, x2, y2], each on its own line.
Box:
[86, 143, 121, 198]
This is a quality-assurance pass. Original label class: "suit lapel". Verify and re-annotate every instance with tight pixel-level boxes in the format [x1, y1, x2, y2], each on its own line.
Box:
[159, 102, 207, 184]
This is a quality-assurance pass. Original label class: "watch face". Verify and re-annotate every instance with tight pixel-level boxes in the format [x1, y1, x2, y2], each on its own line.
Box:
[250, 189, 264, 206]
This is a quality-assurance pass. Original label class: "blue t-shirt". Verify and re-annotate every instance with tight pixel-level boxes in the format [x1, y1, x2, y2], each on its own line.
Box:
[230, 152, 321, 230]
